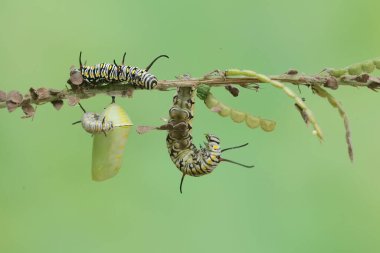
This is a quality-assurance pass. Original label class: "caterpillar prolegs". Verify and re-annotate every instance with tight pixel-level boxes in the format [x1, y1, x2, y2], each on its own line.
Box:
[138, 86, 254, 193]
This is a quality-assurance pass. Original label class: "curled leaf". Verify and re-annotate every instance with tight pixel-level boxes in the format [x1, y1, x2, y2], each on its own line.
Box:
[51, 100, 64, 110]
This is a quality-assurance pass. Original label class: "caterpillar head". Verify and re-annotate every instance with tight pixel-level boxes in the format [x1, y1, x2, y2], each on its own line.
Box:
[204, 134, 221, 152]
[68, 66, 84, 85]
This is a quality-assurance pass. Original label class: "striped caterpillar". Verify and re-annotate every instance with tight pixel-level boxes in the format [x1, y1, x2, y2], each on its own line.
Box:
[73, 103, 133, 181]
[68, 52, 169, 90]
[138, 86, 254, 193]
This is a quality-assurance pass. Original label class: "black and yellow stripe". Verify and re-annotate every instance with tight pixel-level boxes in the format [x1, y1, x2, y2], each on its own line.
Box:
[166, 87, 222, 177]
[68, 52, 168, 90]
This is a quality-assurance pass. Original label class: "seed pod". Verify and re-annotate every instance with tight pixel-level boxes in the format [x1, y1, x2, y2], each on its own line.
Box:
[361, 61, 375, 73]
[204, 93, 219, 109]
[327, 96, 338, 108]
[347, 64, 362, 75]
[260, 119, 276, 132]
[217, 102, 231, 117]
[328, 68, 347, 77]
[245, 114, 260, 129]
[373, 59, 380, 69]
[230, 109, 246, 123]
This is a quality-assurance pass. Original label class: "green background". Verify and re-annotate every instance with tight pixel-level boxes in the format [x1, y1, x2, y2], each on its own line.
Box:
[1, 0, 380, 252]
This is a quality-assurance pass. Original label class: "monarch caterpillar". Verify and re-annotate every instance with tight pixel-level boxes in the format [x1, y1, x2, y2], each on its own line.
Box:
[68, 52, 169, 90]
[138, 86, 254, 193]
[73, 103, 133, 181]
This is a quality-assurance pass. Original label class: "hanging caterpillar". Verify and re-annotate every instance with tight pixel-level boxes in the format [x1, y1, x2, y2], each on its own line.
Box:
[138, 86, 254, 193]
[68, 52, 169, 89]
[73, 103, 133, 181]
[196, 85, 276, 132]
[326, 58, 380, 77]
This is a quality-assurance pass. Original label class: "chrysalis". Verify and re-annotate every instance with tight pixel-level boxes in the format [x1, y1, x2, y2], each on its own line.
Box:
[91, 103, 133, 181]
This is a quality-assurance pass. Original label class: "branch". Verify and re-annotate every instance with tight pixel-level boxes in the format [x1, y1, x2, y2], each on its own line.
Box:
[1, 69, 379, 114]
[2, 56, 379, 162]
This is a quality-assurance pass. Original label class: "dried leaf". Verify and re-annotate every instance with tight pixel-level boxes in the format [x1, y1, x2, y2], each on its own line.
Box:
[69, 70, 83, 85]
[29, 87, 49, 101]
[29, 88, 38, 100]
[36, 88, 49, 100]
[355, 74, 370, 83]
[368, 81, 380, 92]
[51, 100, 64, 110]
[225, 85, 239, 97]
[67, 96, 80, 106]
[7, 90, 23, 104]
[324, 77, 338, 90]
[21, 103, 35, 118]
[49, 89, 61, 96]
[0, 90, 6, 102]
[6, 101, 18, 112]
[5, 91, 23, 112]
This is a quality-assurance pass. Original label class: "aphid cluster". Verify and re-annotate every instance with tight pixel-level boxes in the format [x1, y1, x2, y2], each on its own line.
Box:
[68, 52, 168, 89]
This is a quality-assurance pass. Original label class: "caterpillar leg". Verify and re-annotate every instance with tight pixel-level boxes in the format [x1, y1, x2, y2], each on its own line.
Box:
[179, 173, 186, 194]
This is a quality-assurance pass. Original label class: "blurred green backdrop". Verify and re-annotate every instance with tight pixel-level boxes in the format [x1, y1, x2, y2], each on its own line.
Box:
[1, 0, 380, 252]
